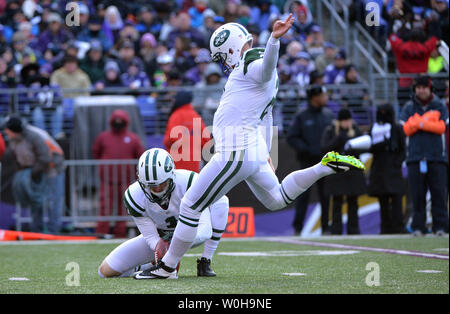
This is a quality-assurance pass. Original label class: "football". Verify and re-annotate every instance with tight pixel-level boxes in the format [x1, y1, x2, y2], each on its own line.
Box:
[154, 239, 181, 271]
[154, 239, 170, 262]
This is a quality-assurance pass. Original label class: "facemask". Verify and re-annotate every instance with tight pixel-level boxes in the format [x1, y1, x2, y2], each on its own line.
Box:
[150, 186, 169, 198]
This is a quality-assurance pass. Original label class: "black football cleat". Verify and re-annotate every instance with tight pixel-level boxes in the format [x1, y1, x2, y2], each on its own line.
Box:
[133, 261, 177, 279]
[197, 257, 216, 277]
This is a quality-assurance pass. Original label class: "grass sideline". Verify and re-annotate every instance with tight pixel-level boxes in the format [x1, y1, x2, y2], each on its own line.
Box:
[0, 235, 448, 294]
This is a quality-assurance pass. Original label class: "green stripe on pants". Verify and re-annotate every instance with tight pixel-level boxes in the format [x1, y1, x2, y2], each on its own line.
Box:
[190, 151, 236, 210]
[201, 150, 245, 211]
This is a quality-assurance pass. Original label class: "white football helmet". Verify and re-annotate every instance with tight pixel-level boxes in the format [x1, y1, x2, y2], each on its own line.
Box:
[137, 148, 175, 203]
[210, 22, 253, 74]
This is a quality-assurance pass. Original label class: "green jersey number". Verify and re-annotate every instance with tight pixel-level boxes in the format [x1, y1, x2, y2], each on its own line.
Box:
[259, 78, 279, 120]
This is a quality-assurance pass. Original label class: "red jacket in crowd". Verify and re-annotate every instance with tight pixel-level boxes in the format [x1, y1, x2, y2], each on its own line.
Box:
[389, 34, 438, 87]
[93, 109, 145, 161]
[0, 132, 5, 158]
[93, 109, 145, 184]
[92, 109, 145, 237]
[164, 103, 211, 172]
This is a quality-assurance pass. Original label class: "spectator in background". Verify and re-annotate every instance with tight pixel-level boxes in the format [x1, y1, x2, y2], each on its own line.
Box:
[305, 25, 324, 60]
[428, 48, 446, 73]
[158, 11, 178, 43]
[184, 48, 211, 85]
[17, 21, 38, 45]
[50, 40, 79, 71]
[337, 64, 370, 110]
[389, 27, 439, 106]
[1, 46, 14, 66]
[292, 3, 316, 42]
[117, 21, 141, 48]
[309, 69, 325, 85]
[20, 63, 64, 139]
[277, 65, 298, 132]
[368, 103, 406, 234]
[400, 75, 448, 236]
[152, 53, 173, 88]
[237, 4, 252, 27]
[192, 62, 226, 126]
[139, 32, 158, 82]
[287, 85, 334, 235]
[386, 1, 414, 42]
[36, 12, 73, 54]
[79, 40, 106, 85]
[166, 12, 205, 50]
[103, 5, 124, 45]
[92, 109, 145, 237]
[324, 49, 347, 84]
[249, 0, 280, 32]
[95, 60, 123, 91]
[292, 51, 315, 92]
[427, 0, 449, 44]
[199, 8, 217, 44]
[135, 6, 161, 37]
[78, 15, 113, 52]
[172, 35, 196, 75]
[164, 91, 211, 173]
[0, 24, 9, 53]
[50, 55, 91, 98]
[188, 0, 210, 29]
[223, 0, 239, 23]
[68, 2, 90, 37]
[321, 108, 366, 235]
[0, 56, 7, 85]
[117, 40, 143, 74]
[11, 31, 36, 66]
[213, 15, 226, 30]
[120, 58, 150, 90]
[279, 40, 303, 68]
[4, 116, 65, 233]
[2, 63, 18, 88]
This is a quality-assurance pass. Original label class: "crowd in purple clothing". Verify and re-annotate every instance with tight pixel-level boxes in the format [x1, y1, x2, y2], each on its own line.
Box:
[0, 0, 365, 98]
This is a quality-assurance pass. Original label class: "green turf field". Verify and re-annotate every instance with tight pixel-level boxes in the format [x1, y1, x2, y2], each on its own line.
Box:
[0, 235, 448, 294]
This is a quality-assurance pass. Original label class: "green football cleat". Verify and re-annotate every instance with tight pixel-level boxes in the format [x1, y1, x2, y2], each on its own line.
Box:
[321, 151, 365, 173]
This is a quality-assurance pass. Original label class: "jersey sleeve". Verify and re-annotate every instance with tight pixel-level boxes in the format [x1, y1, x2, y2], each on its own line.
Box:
[244, 35, 280, 83]
[132, 216, 161, 250]
[123, 183, 146, 218]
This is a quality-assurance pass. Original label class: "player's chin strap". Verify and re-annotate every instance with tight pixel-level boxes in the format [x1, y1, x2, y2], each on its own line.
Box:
[213, 52, 232, 75]
[139, 179, 175, 205]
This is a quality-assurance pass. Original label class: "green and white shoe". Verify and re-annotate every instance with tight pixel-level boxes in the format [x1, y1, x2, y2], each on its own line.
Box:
[321, 151, 365, 173]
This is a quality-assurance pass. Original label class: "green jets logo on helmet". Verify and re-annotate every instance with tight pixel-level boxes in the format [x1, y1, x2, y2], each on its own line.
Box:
[213, 29, 230, 47]
[164, 156, 174, 173]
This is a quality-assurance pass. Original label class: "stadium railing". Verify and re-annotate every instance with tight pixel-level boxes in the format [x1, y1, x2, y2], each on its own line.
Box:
[352, 21, 389, 91]
[314, 0, 350, 55]
[1, 83, 375, 137]
[372, 72, 449, 114]
[4, 73, 448, 231]
[14, 159, 138, 232]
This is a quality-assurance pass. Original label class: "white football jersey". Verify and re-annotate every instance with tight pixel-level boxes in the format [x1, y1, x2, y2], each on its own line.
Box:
[212, 38, 280, 152]
[123, 169, 197, 233]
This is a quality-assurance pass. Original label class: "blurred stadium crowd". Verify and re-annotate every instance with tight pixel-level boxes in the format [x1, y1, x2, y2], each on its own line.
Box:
[0, 0, 448, 236]
[0, 0, 448, 133]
